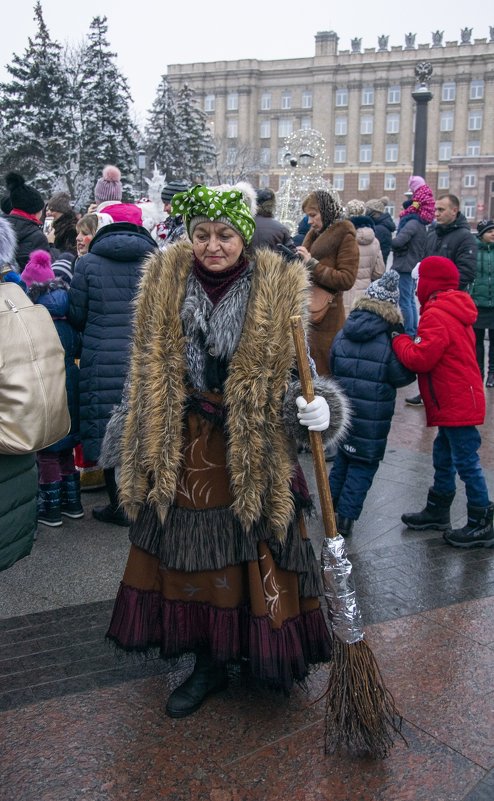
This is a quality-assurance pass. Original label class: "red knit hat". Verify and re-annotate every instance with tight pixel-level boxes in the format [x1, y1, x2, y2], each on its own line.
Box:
[22, 250, 55, 286]
[417, 256, 459, 307]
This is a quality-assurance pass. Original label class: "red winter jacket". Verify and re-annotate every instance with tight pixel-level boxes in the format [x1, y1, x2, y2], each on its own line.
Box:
[392, 290, 485, 427]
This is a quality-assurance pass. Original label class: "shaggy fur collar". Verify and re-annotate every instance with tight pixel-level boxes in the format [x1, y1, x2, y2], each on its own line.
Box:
[305, 219, 356, 262]
[353, 296, 404, 324]
[118, 242, 310, 538]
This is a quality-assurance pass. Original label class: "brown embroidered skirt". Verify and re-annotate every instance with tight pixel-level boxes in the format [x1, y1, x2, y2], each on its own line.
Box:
[107, 400, 331, 691]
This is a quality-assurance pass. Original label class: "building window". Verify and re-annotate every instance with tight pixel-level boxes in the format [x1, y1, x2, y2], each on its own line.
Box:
[358, 173, 370, 191]
[300, 116, 312, 130]
[385, 203, 395, 219]
[302, 90, 312, 109]
[204, 94, 215, 112]
[441, 82, 456, 101]
[334, 145, 347, 164]
[468, 110, 482, 131]
[226, 147, 237, 165]
[278, 118, 293, 138]
[335, 88, 348, 107]
[360, 115, 373, 135]
[361, 86, 374, 105]
[386, 113, 400, 134]
[281, 91, 292, 110]
[278, 148, 287, 166]
[335, 116, 348, 136]
[464, 174, 476, 188]
[387, 85, 401, 104]
[438, 172, 449, 189]
[226, 119, 238, 138]
[467, 140, 480, 157]
[440, 111, 454, 132]
[439, 141, 452, 161]
[279, 175, 289, 189]
[261, 93, 271, 110]
[470, 79, 484, 100]
[385, 144, 398, 162]
[227, 92, 238, 111]
[332, 175, 345, 191]
[260, 148, 271, 166]
[384, 174, 396, 191]
[259, 119, 271, 138]
[259, 173, 270, 189]
[463, 199, 476, 220]
[360, 145, 372, 163]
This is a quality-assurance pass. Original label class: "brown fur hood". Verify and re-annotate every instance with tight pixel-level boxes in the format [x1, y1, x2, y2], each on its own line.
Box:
[118, 242, 312, 536]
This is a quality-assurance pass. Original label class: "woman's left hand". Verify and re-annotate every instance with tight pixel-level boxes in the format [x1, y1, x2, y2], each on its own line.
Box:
[296, 395, 330, 431]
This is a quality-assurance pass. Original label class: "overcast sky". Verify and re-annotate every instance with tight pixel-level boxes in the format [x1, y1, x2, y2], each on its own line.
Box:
[1, 1, 489, 125]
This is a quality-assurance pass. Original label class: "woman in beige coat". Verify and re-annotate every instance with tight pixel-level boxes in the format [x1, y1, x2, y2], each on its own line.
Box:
[296, 190, 359, 376]
[343, 200, 385, 316]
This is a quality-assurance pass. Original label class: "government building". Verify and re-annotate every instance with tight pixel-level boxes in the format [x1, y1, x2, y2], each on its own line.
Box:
[168, 27, 494, 224]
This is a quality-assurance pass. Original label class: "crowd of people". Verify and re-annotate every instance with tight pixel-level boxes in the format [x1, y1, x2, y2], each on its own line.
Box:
[1, 166, 493, 717]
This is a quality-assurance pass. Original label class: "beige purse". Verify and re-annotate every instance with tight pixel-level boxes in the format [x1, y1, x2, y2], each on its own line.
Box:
[0, 282, 70, 454]
[309, 284, 335, 325]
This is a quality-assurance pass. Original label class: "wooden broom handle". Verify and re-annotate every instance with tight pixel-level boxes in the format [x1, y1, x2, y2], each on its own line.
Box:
[290, 315, 338, 539]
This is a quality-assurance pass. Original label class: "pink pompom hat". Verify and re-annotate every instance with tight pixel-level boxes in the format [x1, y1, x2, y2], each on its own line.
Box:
[22, 250, 55, 286]
[94, 165, 123, 203]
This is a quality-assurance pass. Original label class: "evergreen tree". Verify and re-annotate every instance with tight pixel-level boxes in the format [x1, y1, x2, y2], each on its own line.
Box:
[145, 75, 182, 180]
[77, 16, 138, 197]
[0, 1, 74, 193]
[174, 84, 215, 184]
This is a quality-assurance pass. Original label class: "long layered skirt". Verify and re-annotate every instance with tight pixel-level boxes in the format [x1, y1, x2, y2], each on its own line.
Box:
[107, 397, 331, 691]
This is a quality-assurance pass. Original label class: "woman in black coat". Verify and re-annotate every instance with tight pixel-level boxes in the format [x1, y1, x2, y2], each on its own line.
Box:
[328, 270, 415, 536]
[68, 221, 157, 525]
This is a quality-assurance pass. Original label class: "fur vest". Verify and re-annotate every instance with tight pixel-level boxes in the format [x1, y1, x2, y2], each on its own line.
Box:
[118, 242, 312, 537]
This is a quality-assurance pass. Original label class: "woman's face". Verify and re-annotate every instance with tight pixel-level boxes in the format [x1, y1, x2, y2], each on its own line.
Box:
[306, 207, 323, 234]
[76, 228, 93, 256]
[192, 222, 243, 272]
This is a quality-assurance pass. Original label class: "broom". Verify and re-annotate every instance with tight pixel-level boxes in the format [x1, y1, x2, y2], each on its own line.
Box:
[290, 315, 405, 759]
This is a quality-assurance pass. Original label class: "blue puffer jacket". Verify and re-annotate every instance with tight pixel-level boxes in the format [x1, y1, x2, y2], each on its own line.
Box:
[68, 223, 157, 462]
[329, 297, 415, 462]
[29, 279, 82, 452]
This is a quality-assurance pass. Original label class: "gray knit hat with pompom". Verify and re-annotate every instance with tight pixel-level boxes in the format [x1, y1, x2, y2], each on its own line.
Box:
[365, 269, 400, 305]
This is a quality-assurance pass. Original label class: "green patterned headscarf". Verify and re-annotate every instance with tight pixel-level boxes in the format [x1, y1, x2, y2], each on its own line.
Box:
[171, 184, 256, 244]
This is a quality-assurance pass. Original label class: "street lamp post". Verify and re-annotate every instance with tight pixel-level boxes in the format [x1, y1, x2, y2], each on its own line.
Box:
[412, 62, 433, 177]
[137, 150, 146, 198]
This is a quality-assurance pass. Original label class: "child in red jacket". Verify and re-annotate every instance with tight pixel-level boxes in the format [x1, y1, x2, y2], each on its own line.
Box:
[391, 255, 493, 548]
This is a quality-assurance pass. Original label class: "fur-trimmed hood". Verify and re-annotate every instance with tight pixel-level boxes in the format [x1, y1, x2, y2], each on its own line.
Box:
[118, 241, 349, 537]
[352, 295, 403, 324]
[0, 216, 17, 264]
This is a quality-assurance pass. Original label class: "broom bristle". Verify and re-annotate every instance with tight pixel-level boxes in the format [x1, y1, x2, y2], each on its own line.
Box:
[323, 636, 406, 759]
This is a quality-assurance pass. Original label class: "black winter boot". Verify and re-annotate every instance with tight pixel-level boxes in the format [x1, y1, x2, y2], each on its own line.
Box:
[61, 472, 84, 519]
[443, 503, 494, 549]
[401, 488, 455, 531]
[337, 515, 354, 537]
[37, 481, 63, 527]
[165, 653, 228, 719]
[92, 469, 129, 527]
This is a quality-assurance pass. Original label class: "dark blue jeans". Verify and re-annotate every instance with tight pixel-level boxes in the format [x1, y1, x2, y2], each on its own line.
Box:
[398, 273, 418, 336]
[432, 426, 490, 507]
[329, 451, 380, 521]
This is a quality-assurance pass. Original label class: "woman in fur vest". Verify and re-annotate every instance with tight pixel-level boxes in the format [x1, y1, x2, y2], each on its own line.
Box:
[295, 189, 359, 376]
[106, 184, 350, 719]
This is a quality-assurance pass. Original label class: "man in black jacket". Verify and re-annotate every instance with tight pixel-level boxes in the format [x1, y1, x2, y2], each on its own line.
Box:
[406, 192, 478, 406]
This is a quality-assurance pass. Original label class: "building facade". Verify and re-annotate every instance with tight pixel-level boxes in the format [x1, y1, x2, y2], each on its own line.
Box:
[168, 28, 494, 225]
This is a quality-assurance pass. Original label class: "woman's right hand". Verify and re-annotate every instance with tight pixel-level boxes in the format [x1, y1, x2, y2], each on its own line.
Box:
[295, 246, 311, 264]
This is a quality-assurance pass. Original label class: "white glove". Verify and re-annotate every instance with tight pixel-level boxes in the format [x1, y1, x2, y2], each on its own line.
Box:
[296, 395, 330, 432]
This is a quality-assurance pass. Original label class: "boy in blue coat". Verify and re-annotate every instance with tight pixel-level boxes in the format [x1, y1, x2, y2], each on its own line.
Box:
[329, 270, 415, 535]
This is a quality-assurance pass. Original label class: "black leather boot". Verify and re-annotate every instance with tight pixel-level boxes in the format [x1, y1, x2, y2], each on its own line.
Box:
[401, 488, 455, 531]
[337, 515, 354, 537]
[61, 472, 84, 519]
[92, 468, 129, 526]
[165, 653, 228, 719]
[444, 503, 494, 549]
[37, 481, 63, 527]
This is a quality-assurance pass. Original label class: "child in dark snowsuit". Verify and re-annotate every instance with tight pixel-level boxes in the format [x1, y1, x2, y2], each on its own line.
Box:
[22, 250, 82, 527]
[329, 270, 415, 536]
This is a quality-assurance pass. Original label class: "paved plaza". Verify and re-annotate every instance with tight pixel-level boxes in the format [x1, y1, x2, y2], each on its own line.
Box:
[1, 384, 493, 801]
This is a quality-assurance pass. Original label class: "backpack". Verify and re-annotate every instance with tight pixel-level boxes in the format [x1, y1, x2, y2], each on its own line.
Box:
[0, 282, 70, 454]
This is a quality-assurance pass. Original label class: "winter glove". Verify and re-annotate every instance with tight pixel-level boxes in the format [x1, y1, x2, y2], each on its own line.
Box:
[389, 323, 405, 339]
[296, 395, 330, 432]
